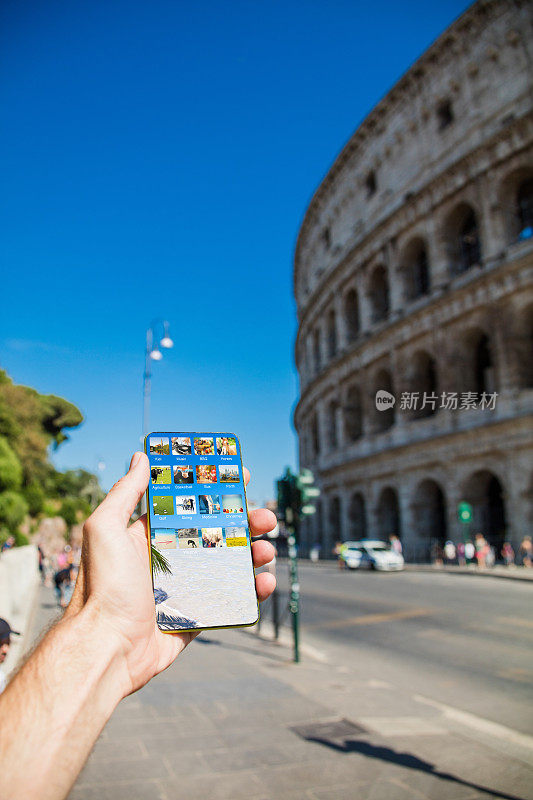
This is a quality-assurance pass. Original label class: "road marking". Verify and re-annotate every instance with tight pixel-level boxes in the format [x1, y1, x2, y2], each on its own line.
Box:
[305, 608, 431, 630]
[413, 694, 533, 752]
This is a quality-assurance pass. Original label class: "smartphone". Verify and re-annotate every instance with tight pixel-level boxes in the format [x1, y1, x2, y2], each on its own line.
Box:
[145, 432, 259, 632]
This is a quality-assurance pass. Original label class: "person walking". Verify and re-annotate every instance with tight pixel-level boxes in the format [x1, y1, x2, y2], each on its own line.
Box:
[519, 536, 532, 568]
[474, 533, 489, 569]
[501, 541, 515, 567]
[443, 540, 456, 564]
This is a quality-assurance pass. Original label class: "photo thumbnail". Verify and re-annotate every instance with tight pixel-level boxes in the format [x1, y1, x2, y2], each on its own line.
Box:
[151, 466, 171, 485]
[201, 528, 224, 548]
[198, 494, 221, 515]
[194, 437, 214, 456]
[222, 494, 244, 514]
[225, 527, 248, 547]
[152, 529, 177, 550]
[177, 528, 201, 549]
[196, 464, 217, 484]
[173, 465, 194, 484]
[172, 436, 191, 455]
[175, 495, 197, 514]
[216, 436, 238, 456]
[149, 436, 170, 456]
[219, 464, 240, 483]
[152, 496, 174, 516]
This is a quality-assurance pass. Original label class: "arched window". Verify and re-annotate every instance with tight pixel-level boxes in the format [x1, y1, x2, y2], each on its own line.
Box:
[344, 384, 363, 441]
[344, 289, 360, 342]
[327, 309, 337, 360]
[463, 470, 507, 549]
[328, 496, 342, 543]
[313, 328, 321, 375]
[517, 179, 533, 241]
[368, 265, 390, 323]
[445, 203, 482, 275]
[349, 492, 367, 539]
[376, 487, 401, 539]
[412, 480, 447, 550]
[373, 369, 395, 432]
[515, 304, 533, 389]
[410, 350, 439, 418]
[458, 328, 496, 396]
[401, 238, 430, 301]
[327, 400, 338, 450]
[474, 334, 493, 395]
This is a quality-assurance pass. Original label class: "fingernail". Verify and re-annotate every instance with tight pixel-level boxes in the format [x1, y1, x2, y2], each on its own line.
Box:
[130, 451, 143, 470]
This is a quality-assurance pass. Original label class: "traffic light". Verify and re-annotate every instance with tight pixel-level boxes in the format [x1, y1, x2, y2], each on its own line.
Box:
[276, 467, 320, 523]
[296, 469, 320, 516]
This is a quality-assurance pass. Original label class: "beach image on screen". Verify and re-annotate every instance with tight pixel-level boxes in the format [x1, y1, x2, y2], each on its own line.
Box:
[222, 494, 244, 514]
[153, 530, 177, 549]
[175, 495, 197, 514]
[216, 436, 238, 456]
[172, 436, 191, 455]
[152, 496, 174, 515]
[149, 436, 170, 455]
[151, 466, 172, 485]
[201, 528, 224, 548]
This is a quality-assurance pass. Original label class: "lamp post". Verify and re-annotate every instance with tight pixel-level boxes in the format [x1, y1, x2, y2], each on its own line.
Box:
[142, 320, 173, 440]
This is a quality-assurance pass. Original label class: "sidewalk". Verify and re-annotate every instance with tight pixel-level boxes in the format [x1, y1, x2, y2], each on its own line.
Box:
[23, 585, 533, 800]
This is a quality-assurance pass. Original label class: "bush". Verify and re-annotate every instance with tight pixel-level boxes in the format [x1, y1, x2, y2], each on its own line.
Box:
[23, 482, 45, 516]
[59, 497, 79, 529]
[0, 490, 28, 532]
[0, 436, 22, 492]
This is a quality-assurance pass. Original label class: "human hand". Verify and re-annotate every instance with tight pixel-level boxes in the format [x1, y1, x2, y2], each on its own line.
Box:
[67, 452, 277, 697]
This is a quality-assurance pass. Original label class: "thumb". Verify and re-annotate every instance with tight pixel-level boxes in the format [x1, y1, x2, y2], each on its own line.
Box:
[98, 451, 149, 526]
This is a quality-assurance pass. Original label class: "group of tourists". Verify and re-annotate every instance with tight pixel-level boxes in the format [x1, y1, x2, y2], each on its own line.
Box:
[433, 534, 532, 568]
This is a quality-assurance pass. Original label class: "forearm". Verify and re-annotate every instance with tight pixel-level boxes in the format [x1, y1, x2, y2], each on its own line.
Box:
[0, 602, 127, 800]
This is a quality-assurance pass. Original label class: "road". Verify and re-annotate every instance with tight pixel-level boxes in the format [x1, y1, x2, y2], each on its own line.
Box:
[273, 564, 533, 735]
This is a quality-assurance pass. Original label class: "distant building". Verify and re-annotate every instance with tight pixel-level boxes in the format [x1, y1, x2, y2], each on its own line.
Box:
[293, 0, 533, 560]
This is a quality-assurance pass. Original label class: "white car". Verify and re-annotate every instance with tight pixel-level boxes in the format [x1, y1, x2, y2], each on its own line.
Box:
[342, 540, 405, 571]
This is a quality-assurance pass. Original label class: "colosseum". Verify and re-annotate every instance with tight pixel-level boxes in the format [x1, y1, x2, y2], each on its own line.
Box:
[293, 0, 533, 561]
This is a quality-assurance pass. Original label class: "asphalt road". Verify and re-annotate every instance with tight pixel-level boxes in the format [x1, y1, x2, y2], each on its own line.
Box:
[273, 563, 533, 736]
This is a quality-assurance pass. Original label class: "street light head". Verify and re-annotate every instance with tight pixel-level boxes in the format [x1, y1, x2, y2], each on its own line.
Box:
[150, 349, 163, 361]
[160, 336, 174, 349]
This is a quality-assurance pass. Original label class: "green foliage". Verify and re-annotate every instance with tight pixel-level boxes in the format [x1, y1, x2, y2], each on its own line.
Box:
[59, 497, 79, 529]
[151, 545, 172, 576]
[0, 491, 28, 532]
[14, 531, 29, 547]
[0, 436, 22, 491]
[23, 482, 45, 516]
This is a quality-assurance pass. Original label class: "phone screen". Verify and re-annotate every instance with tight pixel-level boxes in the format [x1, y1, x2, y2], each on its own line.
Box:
[145, 432, 259, 631]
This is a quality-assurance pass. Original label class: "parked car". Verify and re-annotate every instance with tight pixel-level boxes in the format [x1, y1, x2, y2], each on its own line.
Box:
[341, 540, 405, 571]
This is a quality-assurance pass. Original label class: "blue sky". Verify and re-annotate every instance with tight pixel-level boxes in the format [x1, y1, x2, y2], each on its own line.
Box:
[0, 0, 471, 503]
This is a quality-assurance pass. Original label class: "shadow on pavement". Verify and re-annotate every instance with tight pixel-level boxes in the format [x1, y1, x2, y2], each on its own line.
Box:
[196, 634, 290, 664]
[304, 737, 525, 800]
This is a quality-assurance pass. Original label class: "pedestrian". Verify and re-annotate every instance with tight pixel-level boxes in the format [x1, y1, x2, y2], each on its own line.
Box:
[519, 536, 532, 568]
[431, 540, 443, 566]
[456, 541, 466, 566]
[501, 541, 515, 567]
[0, 452, 276, 800]
[0, 618, 20, 694]
[310, 543, 320, 563]
[464, 540, 475, 564]
[54, 565, 73, 607]
[333, 541, 345, 569]
[474, 533, 489, 569]
[390, 535, 402, 556]
[443, 540, 456, 564]
[1, 535, 15, 552]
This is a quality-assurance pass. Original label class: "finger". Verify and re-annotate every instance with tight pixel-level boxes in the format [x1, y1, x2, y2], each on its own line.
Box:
[249, 507, 277, 537]
[256, 571, 276, 603]
[244, 467, 250, 486]
[95, 452, 149, 526]
[251, 539, 276, 567]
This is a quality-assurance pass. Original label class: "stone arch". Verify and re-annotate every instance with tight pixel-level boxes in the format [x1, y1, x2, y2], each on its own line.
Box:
[327, 399, 338, 450]
[444, 201, 482, 275]
[326, 308, 337, 360]
[499, 165, 533, 243]
[348, 491, 367, 540]
[462, 470, 507, 549]
[409, 350, 439, 418]
[368, 264, 390, 323]
[328, 495, 342, 546]
[376, 486, 401, 540]
[411, 479, 447, 549]
[344, 287, 360, 342]
[344, 383, 363, 441]
[457, 327, 496, 395]
[372, 368, 395, 432]
[513, 303, 533, 389]
[400, 237, 430, 301]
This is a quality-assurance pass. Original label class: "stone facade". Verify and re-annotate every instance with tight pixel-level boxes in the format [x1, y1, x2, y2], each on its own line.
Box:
[293, 0, 533, 560]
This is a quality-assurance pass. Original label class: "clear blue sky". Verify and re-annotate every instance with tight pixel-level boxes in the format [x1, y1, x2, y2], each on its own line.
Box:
[0, 0, 471, 504]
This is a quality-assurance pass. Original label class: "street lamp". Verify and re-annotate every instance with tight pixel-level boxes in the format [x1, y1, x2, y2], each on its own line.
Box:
[142, 319, 173, 439]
